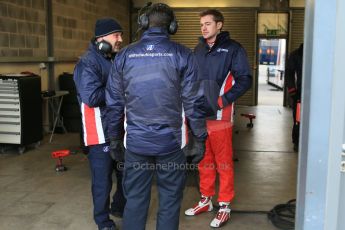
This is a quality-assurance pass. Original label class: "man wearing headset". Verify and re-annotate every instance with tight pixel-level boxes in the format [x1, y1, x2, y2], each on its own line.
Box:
[73, 18, 126, 230]
[106, 3, 207, 230]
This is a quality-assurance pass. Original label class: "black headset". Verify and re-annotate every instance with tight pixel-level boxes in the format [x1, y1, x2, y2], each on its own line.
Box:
[137, 3, 178, 35]
[94, 39, 112, 56]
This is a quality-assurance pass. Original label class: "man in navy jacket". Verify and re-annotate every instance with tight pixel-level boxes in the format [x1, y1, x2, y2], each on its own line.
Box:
[185, 9, 252, 228]
[106, 3, 207, 230]
[73, 18, 126, 230]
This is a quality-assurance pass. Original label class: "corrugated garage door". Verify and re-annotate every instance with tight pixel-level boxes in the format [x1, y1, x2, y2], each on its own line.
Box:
[171, 8, 256, 106]
[289, 9, 305, 52]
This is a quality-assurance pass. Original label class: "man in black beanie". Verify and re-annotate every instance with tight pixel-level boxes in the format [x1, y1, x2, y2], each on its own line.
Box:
[74, 18, 126, 230]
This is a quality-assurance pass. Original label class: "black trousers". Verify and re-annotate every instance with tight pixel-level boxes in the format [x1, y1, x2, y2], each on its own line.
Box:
[292, 100, 300, 145]
[122, 149, 186, 230]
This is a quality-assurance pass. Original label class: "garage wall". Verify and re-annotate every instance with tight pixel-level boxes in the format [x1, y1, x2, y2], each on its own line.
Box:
[133, 0, 260, 8]
[289, 9, 304, 52]
[52, 0, 130, 90]
[0, 0, 130, 59]
[170, 8, 257, 106]
[0, 0, 130, 90]
[53, 0, 130, 59]
[0, 0, 47, 57]
[289, 0, 305, 8]
[1, 0, 304, 107]
[0, 0, 130, 131]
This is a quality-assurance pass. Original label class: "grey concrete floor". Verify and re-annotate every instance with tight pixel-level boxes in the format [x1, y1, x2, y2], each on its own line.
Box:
[258, 75, 284, 106]
[0, 105, 297, 230]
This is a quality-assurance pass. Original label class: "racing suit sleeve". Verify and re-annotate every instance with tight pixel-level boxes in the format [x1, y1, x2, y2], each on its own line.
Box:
[181, 52, 207, 141]
[105, 55, 125, 139]
[219, 46, 252, 108]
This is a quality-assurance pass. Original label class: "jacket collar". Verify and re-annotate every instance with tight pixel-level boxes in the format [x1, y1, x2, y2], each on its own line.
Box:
[199, 31, 230, 50]
[141, 27, 169, 40]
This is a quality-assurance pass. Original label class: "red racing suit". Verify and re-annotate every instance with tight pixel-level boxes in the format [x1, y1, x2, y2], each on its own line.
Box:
[194, 31, 252, 202]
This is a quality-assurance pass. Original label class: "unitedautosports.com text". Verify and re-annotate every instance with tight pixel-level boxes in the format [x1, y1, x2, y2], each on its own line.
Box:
[128, 52, 173, 58]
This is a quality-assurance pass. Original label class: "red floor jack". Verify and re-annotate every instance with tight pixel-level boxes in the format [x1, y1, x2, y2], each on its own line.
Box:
[240, 113, 256, 128]
[51, 149, 71, 172]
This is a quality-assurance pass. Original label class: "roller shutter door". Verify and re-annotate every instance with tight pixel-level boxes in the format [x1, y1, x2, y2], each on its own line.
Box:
[289, 9, 304, 52]
[171, 9, 256, 106]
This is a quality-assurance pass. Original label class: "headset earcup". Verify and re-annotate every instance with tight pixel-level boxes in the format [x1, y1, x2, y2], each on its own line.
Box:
[168, 20, 178, 35]
[139, 14, 149, 30]
[97, 40, 112, 55]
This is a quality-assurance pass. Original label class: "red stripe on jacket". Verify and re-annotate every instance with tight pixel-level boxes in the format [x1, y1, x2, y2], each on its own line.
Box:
[217, 72, 234, 122]
[82, 103, 105, 146]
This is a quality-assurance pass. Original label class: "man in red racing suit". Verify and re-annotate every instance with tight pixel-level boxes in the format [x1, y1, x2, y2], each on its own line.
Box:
[185, 9, 252, 228]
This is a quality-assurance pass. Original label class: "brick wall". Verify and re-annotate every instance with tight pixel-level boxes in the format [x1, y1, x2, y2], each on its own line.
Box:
[0, 0, 130, 58]
[53, 0, 130, 58]
[0, 0, 47, 57]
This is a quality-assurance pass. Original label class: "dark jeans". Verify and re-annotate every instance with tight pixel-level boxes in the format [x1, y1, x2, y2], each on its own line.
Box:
[88, 143, 126, 229]
[122, 149, 186, 230]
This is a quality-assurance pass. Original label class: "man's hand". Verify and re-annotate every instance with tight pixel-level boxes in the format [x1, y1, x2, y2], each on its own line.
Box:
[109, 138, 125, 162]
[190, 139, 206, 164]
[184, 135, 206, 164]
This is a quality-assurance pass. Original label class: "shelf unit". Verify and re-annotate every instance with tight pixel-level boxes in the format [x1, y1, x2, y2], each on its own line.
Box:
[0, 73, 42, 153]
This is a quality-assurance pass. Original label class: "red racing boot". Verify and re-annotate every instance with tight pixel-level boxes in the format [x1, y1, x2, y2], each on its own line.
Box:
[210, 202, 231, 228]
[185, 195, 213, 216]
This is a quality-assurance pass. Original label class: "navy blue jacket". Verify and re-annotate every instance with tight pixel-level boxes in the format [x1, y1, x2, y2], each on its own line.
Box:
[106, 27, 207, 156]
[195, 31, 252, 120]
[285, 43, 303, 101]
[74, 43, 112, 146]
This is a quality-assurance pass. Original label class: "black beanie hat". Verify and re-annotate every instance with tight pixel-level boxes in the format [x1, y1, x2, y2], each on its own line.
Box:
[94, 18, 123, 38]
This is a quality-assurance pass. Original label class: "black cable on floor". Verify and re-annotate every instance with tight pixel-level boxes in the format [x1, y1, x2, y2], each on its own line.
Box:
[214, 206, 268, 214]
[267, 199, 296, 230]
[186, 167, 295, 229]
